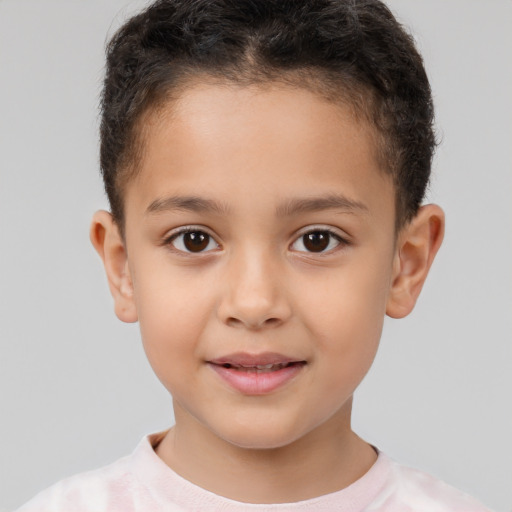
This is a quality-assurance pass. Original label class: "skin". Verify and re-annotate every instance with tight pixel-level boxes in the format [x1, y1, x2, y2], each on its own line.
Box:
[91, 82, 444, 503]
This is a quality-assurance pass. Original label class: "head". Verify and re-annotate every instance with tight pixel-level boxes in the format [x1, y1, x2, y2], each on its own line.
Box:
[100, 0, 437, 235]
[91, 0, 444, 451]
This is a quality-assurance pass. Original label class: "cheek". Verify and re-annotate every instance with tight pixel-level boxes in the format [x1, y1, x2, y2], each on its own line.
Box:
[132, 261, 217, 378]
[297, 253, 392, 372]
[302, 262, 389, 329]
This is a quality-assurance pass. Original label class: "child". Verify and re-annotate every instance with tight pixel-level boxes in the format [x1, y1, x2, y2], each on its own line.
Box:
[16, 0, 493, 510]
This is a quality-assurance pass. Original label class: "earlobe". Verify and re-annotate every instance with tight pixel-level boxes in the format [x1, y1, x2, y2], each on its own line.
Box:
[386, 204, 445, 319]
[90, 210, 138, 323]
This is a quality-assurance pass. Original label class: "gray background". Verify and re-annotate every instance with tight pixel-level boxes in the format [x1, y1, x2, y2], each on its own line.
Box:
[0, 1, 510, 511]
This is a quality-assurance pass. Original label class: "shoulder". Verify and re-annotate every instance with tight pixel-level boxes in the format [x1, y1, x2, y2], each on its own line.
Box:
[14, 431, 186, 512]
[15, 454, 136, 512]
[373, 453, 493, 512]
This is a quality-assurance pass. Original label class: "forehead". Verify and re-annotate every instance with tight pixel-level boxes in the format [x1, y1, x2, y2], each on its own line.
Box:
[127, 82, 393, 222]
[152, 81, 375, 161]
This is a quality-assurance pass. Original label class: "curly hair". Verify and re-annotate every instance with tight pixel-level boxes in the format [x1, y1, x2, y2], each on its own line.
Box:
[100, 0, 436, 233]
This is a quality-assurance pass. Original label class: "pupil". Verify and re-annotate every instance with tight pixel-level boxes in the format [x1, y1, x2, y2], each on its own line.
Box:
[184, 232, 209, 252]
[304, 232, 329, 252]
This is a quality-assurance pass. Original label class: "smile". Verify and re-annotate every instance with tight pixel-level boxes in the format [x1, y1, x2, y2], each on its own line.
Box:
[219, 362, 296, 372]
[207, 353, 306, 395]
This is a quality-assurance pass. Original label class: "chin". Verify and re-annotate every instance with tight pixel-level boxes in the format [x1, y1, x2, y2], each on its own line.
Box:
[215, 420, 308, 451]
[223, 435, 298, 451]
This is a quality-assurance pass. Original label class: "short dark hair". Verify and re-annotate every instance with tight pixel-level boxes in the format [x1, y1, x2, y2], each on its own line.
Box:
[100, 0, 436, 233]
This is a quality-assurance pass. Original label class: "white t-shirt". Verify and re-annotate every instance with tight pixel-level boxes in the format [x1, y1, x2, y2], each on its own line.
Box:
[16, 431, 492, 512]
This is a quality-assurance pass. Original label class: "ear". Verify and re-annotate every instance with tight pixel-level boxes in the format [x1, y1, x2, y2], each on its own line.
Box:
[90, 210, 138, 323]
[386, 204, 445, 319]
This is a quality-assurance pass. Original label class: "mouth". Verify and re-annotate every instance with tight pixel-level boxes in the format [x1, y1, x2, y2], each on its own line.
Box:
[207, 353, 307, 395]
[216, 361, 304, 373]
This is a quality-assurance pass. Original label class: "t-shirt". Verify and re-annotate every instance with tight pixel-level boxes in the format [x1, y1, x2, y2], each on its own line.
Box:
[16, 430, 492, 512]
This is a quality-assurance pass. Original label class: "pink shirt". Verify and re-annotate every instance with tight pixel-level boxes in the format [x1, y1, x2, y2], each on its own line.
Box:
[17, 431, 492, 512]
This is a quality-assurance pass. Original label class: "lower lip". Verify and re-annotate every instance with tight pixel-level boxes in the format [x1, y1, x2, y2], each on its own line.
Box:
[208, 363, 305, 395]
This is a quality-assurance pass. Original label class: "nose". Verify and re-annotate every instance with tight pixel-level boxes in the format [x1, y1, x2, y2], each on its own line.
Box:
[217, 247, 292, 330]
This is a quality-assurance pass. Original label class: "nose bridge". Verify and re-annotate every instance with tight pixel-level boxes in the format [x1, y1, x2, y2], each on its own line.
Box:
[218, 242, 290, 329]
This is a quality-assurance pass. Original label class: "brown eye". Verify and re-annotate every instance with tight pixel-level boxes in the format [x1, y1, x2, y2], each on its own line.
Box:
[291, 229, 343, 253]
[303, 232, 329, 252]
[169, 229, 219, 253]
[183, 232, 209, 252]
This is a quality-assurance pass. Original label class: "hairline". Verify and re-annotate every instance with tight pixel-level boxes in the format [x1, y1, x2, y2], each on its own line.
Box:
[113, 71, 405, 240]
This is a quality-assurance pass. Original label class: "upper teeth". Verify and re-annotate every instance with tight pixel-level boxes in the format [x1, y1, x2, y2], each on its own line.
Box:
[226, 363, 288, 370]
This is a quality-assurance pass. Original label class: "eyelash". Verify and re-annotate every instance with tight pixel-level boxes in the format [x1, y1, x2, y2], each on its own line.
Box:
[291, 227, 348, 254]
[163, 226, 219, 255]
[163, 226, 349, 255]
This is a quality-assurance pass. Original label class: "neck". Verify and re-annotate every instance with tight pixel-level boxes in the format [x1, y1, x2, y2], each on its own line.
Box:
[155, 398, 377, 504]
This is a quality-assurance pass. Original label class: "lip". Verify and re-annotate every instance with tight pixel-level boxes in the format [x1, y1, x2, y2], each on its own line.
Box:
[209, 352, 301, 367]
[207, 352, 307, 395]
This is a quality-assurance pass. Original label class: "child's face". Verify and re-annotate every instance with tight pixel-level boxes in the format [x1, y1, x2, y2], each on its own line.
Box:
[117, 83, 400, 449]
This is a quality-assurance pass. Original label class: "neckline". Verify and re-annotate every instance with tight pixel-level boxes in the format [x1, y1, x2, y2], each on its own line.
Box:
[129, 430, 391, 511]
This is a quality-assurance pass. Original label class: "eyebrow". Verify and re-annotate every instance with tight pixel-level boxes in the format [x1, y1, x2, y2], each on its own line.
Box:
[275, 194, 369, 217]
[145, 193, 368, 217]
[146, 196, 230, 215]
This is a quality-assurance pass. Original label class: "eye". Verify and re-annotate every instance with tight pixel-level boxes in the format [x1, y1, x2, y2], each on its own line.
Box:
[166, 228, 219, 254]
[291, 229, 345, 254]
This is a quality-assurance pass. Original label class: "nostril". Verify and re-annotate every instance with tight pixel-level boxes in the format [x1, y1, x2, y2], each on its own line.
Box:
[225, 316, 280, 329]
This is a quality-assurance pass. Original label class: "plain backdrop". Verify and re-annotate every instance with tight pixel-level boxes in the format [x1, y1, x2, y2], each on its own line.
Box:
[1, 1, 511, 511]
